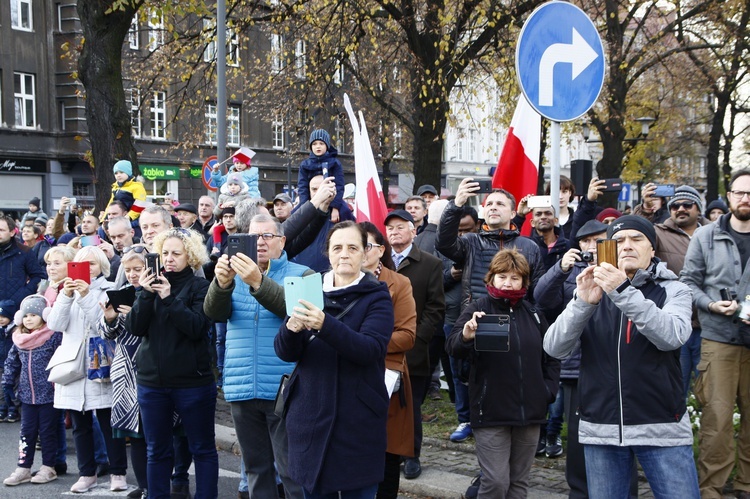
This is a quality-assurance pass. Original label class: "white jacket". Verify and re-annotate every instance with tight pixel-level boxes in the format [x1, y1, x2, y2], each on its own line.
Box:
[47, 276, 116, 412]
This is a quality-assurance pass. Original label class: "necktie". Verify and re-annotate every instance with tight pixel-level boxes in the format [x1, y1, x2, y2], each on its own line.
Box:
[393, 253, 404, 268]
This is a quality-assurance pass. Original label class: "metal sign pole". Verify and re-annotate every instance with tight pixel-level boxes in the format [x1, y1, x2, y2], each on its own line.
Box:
[550, 121, 560, 218]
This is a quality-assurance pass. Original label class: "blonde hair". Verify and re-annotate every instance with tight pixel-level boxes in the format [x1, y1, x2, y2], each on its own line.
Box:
[152, 228, 208, 270]
[74, 246, 111, 278]
[44, 245, 76, 264]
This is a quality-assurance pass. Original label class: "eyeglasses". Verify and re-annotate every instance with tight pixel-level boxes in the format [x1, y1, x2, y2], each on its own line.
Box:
[250, 233, 282, 241]
[366, 243, 384, 251]
[730, 190, 750, 200]
[669, 202, 696, 211]
[123, 246, 148, 254]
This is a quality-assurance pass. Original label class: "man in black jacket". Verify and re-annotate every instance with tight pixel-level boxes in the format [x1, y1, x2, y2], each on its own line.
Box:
[436, 177, 544, 307]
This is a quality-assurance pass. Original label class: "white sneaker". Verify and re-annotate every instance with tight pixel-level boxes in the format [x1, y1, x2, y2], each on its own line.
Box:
[70, 475, 97, 493]
[3, 467, 31, 486]
[30, 465, 57, 484]
[110, 474, 127, 491]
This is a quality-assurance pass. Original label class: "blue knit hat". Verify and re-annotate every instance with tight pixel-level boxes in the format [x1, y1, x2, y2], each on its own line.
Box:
[113, 160, 133, 177]
[309, 129, 331, 150]
[0, 300, 18, 320]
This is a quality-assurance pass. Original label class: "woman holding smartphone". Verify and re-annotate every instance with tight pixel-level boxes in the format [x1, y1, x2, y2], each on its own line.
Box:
[446, 249, 560, 498]
[126, 228, 217, 499]
[47, 246, 129, 493]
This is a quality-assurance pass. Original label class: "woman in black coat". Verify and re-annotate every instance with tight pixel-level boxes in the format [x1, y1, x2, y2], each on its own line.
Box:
[446, 249, 560, 499]
[275, 221, 395, 498]
[126, 228, 217, 499]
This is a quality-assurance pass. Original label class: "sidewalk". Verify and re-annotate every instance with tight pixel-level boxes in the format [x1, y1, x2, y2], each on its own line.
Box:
[214, 396, 639, 498]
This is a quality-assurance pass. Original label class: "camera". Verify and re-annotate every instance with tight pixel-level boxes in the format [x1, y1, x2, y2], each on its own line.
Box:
[720, 288, 737, 302]
[581, 251, 594, 263]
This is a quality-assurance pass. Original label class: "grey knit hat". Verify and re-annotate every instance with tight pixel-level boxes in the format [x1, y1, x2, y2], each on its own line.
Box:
[15, 295, 49, 325]
[667, 185, 703, 213]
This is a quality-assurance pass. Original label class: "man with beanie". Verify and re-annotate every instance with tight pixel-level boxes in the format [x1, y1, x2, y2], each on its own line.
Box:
[647, 185, 710, 399]
[544, 215, 699, 497]
[105, 159, 147, 221]
[20, 197, 48, 227]
[296, 129, 345, 224]
[681, 170, 750, 498]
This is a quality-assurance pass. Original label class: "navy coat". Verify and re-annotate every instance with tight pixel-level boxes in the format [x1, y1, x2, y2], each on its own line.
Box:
[0, 241, 46, 307]
[275, 272, 394, 494]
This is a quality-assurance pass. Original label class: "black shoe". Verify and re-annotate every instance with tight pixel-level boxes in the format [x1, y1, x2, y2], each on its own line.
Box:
[171, 482, 192, 499]
[277, 482, 285, 498]
[403, 458, 422, 479]
[128, 488, 144, 498]
[54, 462, 67, 475]
[545, 433, 564, 458]
[96, 462, 110, 477]
[5, 412, 19, 423]
[535, 433, 547, 456]
[238, 491, 249, 499]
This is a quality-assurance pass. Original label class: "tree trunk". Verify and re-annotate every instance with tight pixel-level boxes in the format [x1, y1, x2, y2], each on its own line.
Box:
[411, 100, 449, 194]
[77, 1, 139, 214]
[706, 90, 730, 200]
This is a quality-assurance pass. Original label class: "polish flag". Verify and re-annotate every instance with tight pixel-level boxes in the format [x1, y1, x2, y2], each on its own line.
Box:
[492, 95, 541, 235]
[343, 94, 389, 235]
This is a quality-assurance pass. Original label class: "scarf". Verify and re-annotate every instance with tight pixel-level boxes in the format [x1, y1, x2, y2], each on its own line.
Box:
[485, 285, 527, 306]
[13, 325, 55, 350]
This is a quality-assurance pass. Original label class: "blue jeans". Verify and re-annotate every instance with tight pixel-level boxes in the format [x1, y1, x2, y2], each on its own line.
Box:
[546, 385, 564, 435]
[584, 444, 699, 499]
[172, 434, 192, 486]
[447, 325, 470, 424]
[139, 383, 218, 499]
[303, 483, 378, 499]
[680, 328, 701, 399]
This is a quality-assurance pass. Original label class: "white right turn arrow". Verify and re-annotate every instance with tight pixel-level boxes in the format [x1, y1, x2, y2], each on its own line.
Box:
[538, 27, 598, 107]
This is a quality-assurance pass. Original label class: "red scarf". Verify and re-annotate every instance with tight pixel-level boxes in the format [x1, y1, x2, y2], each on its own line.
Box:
[485, 285, 527, 306]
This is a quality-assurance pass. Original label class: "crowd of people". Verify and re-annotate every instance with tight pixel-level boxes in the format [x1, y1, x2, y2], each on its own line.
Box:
[0, 130, 747, 499]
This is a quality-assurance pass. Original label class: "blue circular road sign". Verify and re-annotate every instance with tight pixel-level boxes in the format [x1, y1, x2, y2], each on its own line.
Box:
[516, 1, 605, 122]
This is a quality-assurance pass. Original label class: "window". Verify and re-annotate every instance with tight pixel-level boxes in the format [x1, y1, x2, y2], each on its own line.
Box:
[204, 20, 240, 67]
[393, 124, 403, 157]
[469, 129, 478, 161]
[272, 113, 284, 150]
[296, 108, 309, 150]
[205, 104, 241, 146]
[127, 89, 141, 137]
[14, 72, 35, 129]
[456, 127, 465, 160]
[295, 40, 306, 79]
[11, 0, 32, 31]
[150, 91, 166, 139]
[494, 131, 502, 159]
[333, 59, 344, 85]
[271, 34, 283, 73]
[148, 10, 164, 52]
[335, 116, 346, 154]
[128, 16, 139, 49]
[227, 105, 240, 145]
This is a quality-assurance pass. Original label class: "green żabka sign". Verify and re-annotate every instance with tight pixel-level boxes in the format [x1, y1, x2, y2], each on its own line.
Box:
[140, 165, 180, 181]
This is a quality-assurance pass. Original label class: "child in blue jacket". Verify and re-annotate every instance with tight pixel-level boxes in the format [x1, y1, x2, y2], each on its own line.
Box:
[212, 148, 261, 198]
[2, 295, 62, 486]
[298, 129, 345, 223]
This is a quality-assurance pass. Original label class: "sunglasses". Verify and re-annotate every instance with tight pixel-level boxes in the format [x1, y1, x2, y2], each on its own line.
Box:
[123, 246, 148, 254]
[669, 202, 696, 211]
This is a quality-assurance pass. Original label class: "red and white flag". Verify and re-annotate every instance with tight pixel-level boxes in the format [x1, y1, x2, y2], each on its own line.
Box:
[492, 95, 541, 203]
[343, 94, 389, 235]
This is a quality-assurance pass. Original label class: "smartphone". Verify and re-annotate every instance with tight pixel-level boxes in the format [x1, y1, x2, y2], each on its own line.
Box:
[527, 195, 552, 209]
[67, 261, 91, 284]
[474, 314, 511, 352]
[720, 288, 737, 302]
[145, 253, 161, 279]
[597, 239, 618, 268]
[68, 197, 77, 207]
[475, 179, 493, 194]
[602, 178, 624, 192]
[284, 273, 324, 317]
[80, 235, 101, 247]
[226, 234, 258, 261]
[653, 184, 675, 197]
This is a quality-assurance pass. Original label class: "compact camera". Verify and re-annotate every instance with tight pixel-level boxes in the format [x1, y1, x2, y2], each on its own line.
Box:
[580, 251, 594, 263]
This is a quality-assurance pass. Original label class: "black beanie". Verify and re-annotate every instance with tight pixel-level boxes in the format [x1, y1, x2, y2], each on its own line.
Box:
[607, 215, 657, 249]
[29, 197, 40, 209]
